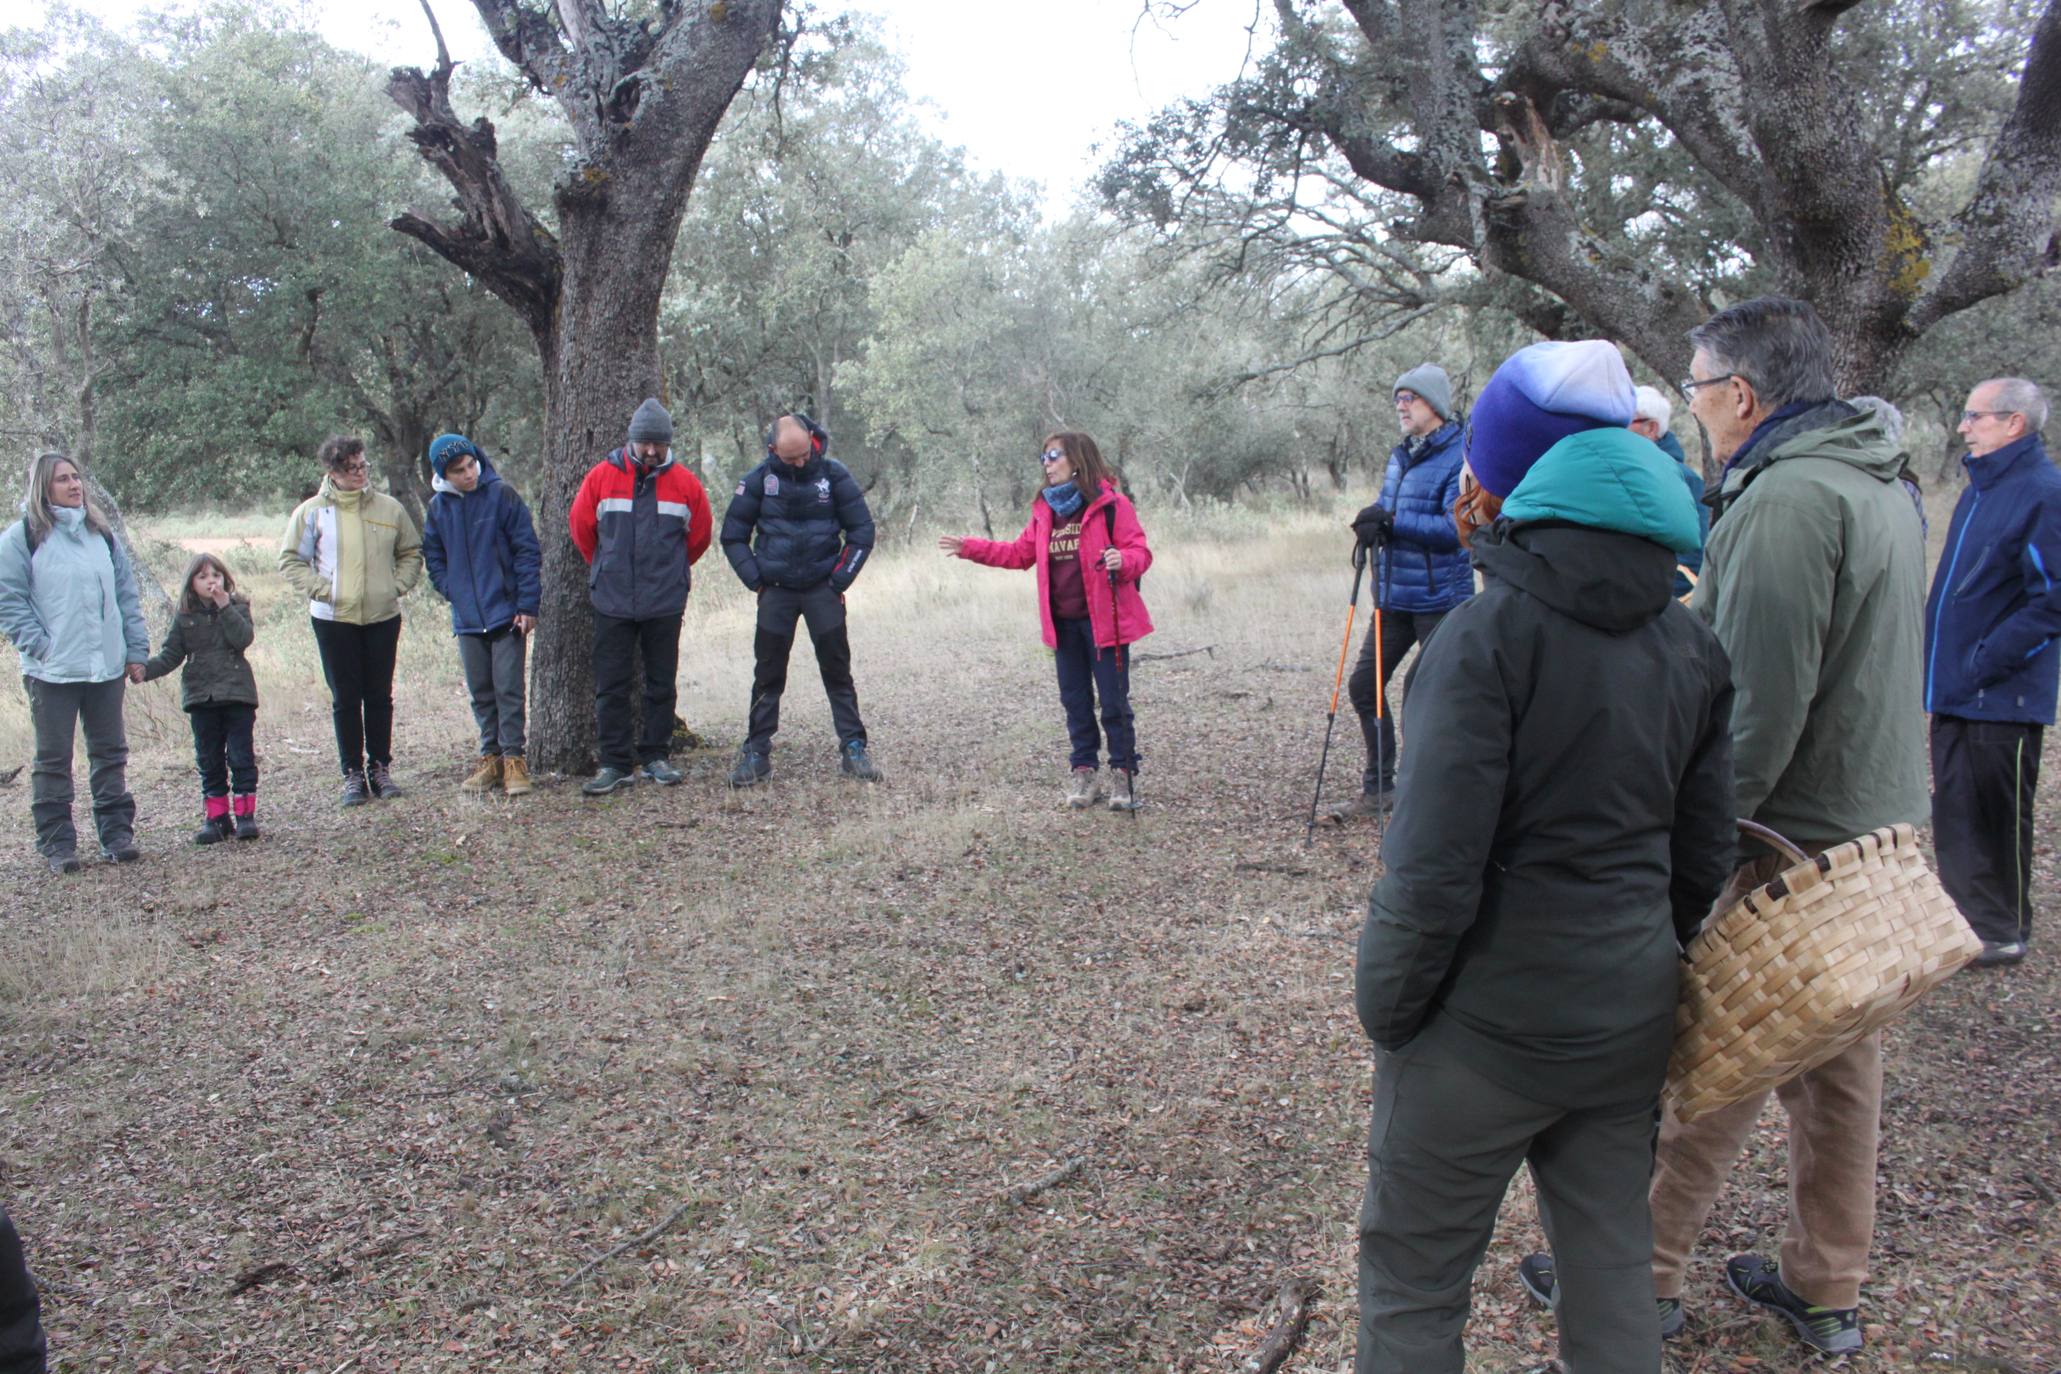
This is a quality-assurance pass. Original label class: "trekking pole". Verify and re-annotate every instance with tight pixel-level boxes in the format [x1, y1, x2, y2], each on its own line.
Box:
[1305, 539, 1370, 845]
[1370, 532, 1387, 826]
[1107, 550, 1140, 822]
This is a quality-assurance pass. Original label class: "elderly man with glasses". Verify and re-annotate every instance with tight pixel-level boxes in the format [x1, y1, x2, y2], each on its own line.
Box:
[1925, 378, 2060, 968]
[1521, 297, 1927, 1357]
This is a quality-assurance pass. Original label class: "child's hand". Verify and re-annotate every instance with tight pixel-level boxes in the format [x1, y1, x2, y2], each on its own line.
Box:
[210, 586, 231, 609]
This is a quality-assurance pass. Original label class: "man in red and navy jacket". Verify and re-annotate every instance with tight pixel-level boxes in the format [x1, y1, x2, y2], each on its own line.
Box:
[568, 397, 713, 794]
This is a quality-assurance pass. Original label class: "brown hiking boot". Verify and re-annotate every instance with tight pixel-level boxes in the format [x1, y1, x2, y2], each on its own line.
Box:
[1325, 787, 1394, 822]
[460, 754, 503, 794]
[500, 756, 532, 796]
[1064, 767, 1101, 809]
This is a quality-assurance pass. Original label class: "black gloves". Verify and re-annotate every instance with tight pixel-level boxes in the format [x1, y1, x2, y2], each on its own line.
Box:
[1352, 503, 1395, 545]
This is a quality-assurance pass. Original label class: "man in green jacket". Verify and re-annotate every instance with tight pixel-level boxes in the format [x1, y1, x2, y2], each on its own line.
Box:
[1647, 300, 1926, 1355]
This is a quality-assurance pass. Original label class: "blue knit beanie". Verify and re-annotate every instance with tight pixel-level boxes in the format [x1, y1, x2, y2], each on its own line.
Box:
[1464, 341, 1637, 498]
[428, 433, 480, 479]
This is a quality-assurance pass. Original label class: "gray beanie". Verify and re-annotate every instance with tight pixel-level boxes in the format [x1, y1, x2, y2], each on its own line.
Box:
[627, 397, 674, 445]
[1394, 363, 1454, 420]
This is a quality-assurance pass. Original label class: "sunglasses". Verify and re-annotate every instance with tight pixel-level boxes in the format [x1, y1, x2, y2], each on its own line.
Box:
[1039, 448, 1067, 464]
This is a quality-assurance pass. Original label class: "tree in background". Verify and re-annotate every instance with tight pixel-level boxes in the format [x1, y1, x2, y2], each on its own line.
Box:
[386, 0, 781, 773]
[1105, 0, 2061, 395]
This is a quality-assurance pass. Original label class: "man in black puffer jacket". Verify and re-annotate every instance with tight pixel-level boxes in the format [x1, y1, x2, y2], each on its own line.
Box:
[721, 414, 880, 785]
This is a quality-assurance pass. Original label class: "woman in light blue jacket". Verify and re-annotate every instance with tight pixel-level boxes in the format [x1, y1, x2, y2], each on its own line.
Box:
[0, 451, 149, 872]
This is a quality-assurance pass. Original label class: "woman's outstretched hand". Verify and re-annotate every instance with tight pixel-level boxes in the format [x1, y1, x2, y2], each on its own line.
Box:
[937, 535, 965, 555]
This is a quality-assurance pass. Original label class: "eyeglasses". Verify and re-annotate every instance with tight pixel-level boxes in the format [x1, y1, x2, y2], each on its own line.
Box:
[337, 461, 371, 476]
[1395, 390, 1419, 406]
[1960, 409, 2015, 424]
[1039, 448, 1067, 464]
[1680, 373, 1741, 395]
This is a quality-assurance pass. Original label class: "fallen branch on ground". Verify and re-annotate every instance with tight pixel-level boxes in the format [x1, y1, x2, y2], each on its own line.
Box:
[226, 1262, 296, 1297]
[1133, 644, 1216, 662]
[1244, 1278, 1316, 1374]
[560, 1201, 699, 1291]
[1005, 1156, 1085, 1206]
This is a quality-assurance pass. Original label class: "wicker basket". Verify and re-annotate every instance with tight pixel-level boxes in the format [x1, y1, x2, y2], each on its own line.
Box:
[1665, 821, 1979, 1122]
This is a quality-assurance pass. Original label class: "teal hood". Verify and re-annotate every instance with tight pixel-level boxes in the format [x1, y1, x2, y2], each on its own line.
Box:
[1501, 426, 1703, 556]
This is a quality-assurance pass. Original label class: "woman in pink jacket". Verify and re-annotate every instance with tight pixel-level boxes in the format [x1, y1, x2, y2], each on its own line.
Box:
[940, 431, 1154, 810]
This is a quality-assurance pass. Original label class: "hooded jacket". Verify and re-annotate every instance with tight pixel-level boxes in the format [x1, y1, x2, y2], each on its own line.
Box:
[423, 457, 542, 636]
[278, 478, 424, 625]
[1374, 421, 1473, 613]
[1356, 426, 1736, 1105]
[1696, 401, 1928, 850]
[568, 447, 713, 621]
[0, 507, 150, 684]
[956, 481, 1154, 650]
[142, 596, 258, 710]
[721, 451, 875, 592]
[1924, 433, 2061, 725]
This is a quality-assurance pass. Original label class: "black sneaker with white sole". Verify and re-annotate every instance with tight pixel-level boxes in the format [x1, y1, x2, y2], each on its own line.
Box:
[1516, 1252, 1685, 1339]
[1725, 1253, 1861, 1354]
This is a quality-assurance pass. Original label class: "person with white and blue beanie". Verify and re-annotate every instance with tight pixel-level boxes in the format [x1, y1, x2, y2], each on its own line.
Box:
[1354, 340, 1735, 1374]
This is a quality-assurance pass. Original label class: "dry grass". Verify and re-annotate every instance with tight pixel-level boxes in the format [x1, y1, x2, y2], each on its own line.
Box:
[0, 500, 2053, 1373]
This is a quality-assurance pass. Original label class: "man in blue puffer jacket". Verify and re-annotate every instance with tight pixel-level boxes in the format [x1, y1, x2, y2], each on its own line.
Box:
[721, 413, 880, 786]
[422, 433, 542, 796]
[1925, 377, 2061, 967]
[1335, 363, 1472, 817]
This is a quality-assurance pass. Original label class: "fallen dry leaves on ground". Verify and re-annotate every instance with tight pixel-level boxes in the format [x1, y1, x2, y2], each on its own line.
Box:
[2, 526, 2054, 1373]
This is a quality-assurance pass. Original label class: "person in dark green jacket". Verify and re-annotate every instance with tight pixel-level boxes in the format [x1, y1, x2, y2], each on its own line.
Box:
[142, 552, 262, 844]
[1355, 341, 1735, 1374]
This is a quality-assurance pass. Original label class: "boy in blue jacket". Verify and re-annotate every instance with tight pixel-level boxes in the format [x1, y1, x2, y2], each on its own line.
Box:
[423, 434, 542, 795]
[1926, 378, 2061, 966]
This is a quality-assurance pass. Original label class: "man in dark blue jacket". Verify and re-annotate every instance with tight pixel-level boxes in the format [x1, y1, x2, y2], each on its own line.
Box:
[423, 433, 542, 796]
[1335, 363, 1472, 818]
[1926, 377, 2060, 967]
[721, 413, 880, 785]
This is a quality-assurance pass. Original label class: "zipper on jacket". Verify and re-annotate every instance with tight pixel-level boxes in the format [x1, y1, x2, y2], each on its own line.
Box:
[1927, 489, 1981, 713]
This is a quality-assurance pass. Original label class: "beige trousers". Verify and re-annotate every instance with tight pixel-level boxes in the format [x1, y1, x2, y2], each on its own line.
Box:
[1648, 849, 1883, 1310]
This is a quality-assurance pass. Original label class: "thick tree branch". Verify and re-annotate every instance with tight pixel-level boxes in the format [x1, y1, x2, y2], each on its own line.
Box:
[1908, 0, 2061, 333]
[385, 54, 561, 339]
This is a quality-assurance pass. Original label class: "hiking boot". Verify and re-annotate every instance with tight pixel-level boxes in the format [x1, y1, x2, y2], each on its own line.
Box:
[46, 852, 81, 876]
[1972, 939, 2026, 967]
[1327, 787, 1394, 821]
[234, 812, 261, 840]
[100, 840, 141, 864]
[367, 762, 405, 799]
[460, 754, 503, 795]
[1065, 767, 1101, 809]
[500, 756, 532, 796]
[727, 749, 771, 789]
[341, 770, 370, 807]
[1107, 769, 1142, 812]
[582, 766, 635, 796]
[840, 740, 883, 782]
[1517, 1252, 1685, 1339]
[637, 758, 683, 786]
[193, 814, 234, 846]
[1725, 1253, 1861, 1354]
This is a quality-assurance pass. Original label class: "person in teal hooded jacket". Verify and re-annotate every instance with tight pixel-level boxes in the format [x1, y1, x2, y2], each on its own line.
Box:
[1354, 342, 1735, 1374]
[0, 451, 150, 872]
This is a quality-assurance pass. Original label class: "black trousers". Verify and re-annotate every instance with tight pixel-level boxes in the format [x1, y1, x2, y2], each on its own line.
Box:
[1932, 714, 2043, 945]
[0, 1207, 46, 1374]
[1053, 615, 1137, 772]
[593, 611, 683, 770]
[745, 584, 865, 753]
[310, 617, 401, 775]
[1347, 608, 1445, 793]
[1359, 1035, 1661, 1374]
[190, 704, 257, 799]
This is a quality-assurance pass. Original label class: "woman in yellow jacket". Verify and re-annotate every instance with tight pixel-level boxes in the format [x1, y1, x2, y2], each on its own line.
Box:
[279, 436, 423, 806]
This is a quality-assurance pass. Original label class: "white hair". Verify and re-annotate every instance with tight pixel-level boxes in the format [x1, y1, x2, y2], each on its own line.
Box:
[1848, 396, 1906, 444]
[1632, 384, 1672, 429]
[1981, 377, 2049, 435]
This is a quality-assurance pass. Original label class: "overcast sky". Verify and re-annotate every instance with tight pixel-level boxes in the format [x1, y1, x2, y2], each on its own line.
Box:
[20, 0, 1271, 216]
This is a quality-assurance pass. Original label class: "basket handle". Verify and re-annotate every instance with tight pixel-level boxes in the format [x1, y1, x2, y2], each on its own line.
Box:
[1736, 818, 1809, 867]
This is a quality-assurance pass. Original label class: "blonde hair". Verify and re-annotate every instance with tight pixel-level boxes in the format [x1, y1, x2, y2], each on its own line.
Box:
[23, 451, 111, 547]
